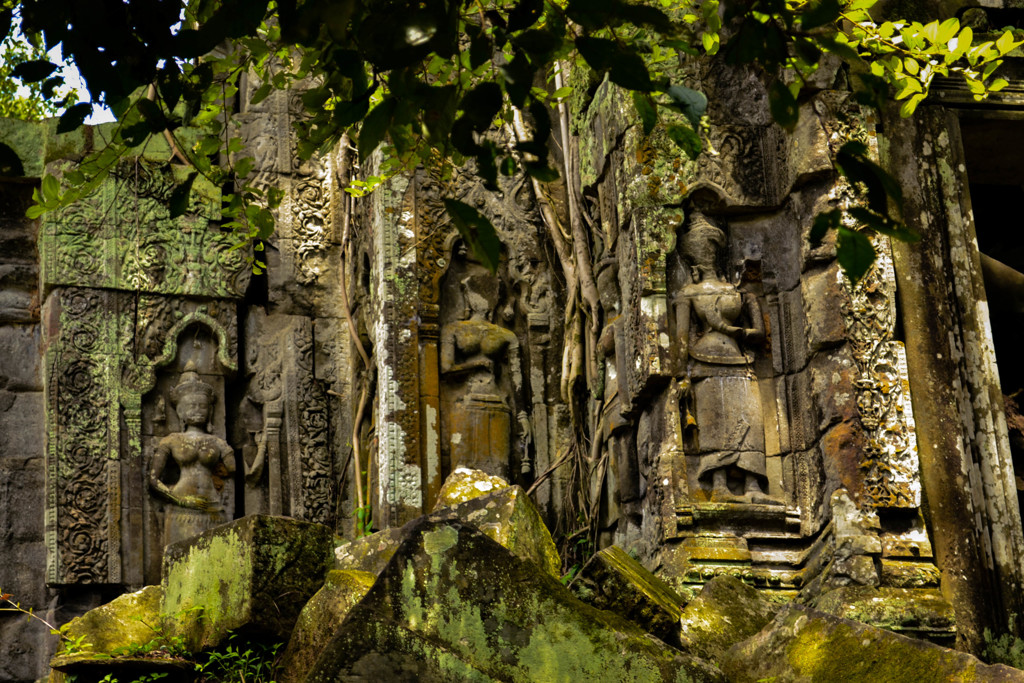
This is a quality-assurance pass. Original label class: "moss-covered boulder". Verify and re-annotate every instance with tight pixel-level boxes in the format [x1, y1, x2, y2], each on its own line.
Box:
[432, 467, 510, 509]
[723, 604, 1024, 682]
[307, 518, 725, 682]
[334, 526, 407, 575]
[52, 585, 164, 657]
[47, 586, 194, 683]
[678, 575, 780, 665]
[162, 514, 333, 652]
[436, 485, 561, 579]
[569, 545, 686, 646]
[808, 586, 956, 644]
[336, 485, 561, 580]
[278, 570, 376, 683]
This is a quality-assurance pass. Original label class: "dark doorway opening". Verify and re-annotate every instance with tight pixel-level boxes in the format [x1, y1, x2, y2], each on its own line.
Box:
[962, 117, 1024, 508]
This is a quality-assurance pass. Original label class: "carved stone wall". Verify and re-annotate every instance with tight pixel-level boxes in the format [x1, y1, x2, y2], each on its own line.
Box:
[570, 60, 944, 620]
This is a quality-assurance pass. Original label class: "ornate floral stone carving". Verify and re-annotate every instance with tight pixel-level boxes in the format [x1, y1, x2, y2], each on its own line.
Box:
[45, 288, 118, 584]
[842, 241, 921, 508]
[42, 160, 249, 299]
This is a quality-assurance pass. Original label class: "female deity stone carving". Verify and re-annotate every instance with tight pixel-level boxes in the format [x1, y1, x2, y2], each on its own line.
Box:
[148, 363, 236, 546]
[674, 212, 781, 505]
[440, 276, 529, 479]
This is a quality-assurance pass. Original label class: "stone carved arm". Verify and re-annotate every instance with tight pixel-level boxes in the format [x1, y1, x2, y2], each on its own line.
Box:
[673, 295, 692, 390]
[244, 430, 266, 483]
[740, 291, 765, 345]
[220, 440, 236, 475]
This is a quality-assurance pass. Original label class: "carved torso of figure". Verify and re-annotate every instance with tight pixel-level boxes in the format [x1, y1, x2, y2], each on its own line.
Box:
[154, 430, 233, 505]
[683, 279, 753, 366]
[443, 318, 519, 398]
[149, 369, 236, 547]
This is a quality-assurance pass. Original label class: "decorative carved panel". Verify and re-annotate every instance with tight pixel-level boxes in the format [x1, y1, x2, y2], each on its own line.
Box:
[41, 160, 249, 299]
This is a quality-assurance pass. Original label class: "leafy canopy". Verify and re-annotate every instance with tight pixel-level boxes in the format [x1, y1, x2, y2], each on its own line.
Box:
[4, 0, 1022, 281]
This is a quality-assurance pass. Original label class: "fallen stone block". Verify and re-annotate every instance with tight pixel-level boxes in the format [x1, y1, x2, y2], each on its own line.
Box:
[308, 518, 724, 682]
[808, 585, 956, 644]
[162, 514, 333, 652]
[431, 467, 510, 509]
[53, 585, 164, 657]
[569, 544, 686, 646]
[723, 603, 1024, 682]
[278, 569, 376, 683]
[678, 575, 780, 665]
[335, 484, 561, 580]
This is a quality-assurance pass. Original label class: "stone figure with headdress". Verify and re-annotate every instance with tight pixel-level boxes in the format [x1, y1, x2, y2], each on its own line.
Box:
[674, 211, 781, 505]
[148, 361, 236, 546]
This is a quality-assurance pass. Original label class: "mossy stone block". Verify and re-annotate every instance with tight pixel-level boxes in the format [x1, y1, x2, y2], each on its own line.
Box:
[162, 514, 333, 652]
[808, 585, 956, 644]
[569, 545, 686, 645]
[432, 467, 510, 509]
[0, 117, 48, 178]
[308, 518, 724, 682]
[723, 604, 1024, 682]
[54, 585, 164, 657]
[336, 485, 561, 580]
[279, 569, 376, 683]
[438, 485, 561, 579]
[334, 526, 407, 575]
[678, 575, 780, 665]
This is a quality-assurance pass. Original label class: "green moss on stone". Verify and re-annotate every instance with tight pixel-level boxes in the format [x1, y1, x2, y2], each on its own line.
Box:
[57, 585, 164, 657]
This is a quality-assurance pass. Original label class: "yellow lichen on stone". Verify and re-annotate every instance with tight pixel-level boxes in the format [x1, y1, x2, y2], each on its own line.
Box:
[432, 467, 511, 509]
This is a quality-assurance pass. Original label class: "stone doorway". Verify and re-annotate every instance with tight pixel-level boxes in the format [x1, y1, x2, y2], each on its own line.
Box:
[961, 116, 1024, 521]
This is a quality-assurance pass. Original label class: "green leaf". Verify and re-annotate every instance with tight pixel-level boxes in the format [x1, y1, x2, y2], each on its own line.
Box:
[359, 98, 396, 161]
[665, 85, 707, 128]
[835, 141, 903, 212]
[508, 0, 544, 32]
[514, 29, 562, 60]
[195, 135, 222, 156]
[809, 209, 842, 246]
[11, 60, 58, 83]
[41, 174, 59, 203]
[56, 103, 92, 134]
[632, 91, 658, 136]
[575, 36, 617, 71]
[249, 82, 273, 106]
[136, 98, 169, 132]
[608, 52, 653, 91]
[836, 227, 876, 283]
[444, 198, 502, 273]
[25, 205, 46, 219]
[666, 124, 702, 159]
[169, 172, 197, 218]
[768, 80, 798, 131]
[996, 30, 1015, 55]
[937, 17, 959, 45]
[801, 0, 841, 31]
[848, 206, 920, 242]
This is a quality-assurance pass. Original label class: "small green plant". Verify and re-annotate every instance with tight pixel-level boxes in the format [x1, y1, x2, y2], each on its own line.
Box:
[0, 588, 90, 655]
[194, 633, 282, 683]
[983, 615, 1024, 670]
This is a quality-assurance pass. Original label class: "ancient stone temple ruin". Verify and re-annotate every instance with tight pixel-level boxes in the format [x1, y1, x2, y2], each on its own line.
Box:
[4, 5, 1024, 681]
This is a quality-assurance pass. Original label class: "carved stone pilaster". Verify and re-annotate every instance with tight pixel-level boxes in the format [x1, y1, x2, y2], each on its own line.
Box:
[842, 240, 921, 508]
[619, 206, 681, 416]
